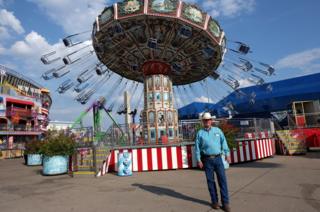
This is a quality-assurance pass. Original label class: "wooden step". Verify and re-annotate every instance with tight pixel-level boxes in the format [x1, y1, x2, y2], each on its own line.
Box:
[73, 171, 95, 175]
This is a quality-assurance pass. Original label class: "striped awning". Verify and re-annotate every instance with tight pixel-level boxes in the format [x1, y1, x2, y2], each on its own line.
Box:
[6, 98, 34, 106]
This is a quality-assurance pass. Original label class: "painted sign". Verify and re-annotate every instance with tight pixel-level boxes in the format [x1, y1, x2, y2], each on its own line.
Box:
[182, 4, 204, 24]
[208, 19, 221, 38]
[150, 0, 178, 13]
[118, 0, 143, 16]
[100, 6, 114, 24]
[118, 152, 132, 176]
[17, 85, 42, 95]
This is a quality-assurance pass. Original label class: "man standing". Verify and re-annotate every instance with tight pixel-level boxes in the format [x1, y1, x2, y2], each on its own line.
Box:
[195, 112, 231, 212]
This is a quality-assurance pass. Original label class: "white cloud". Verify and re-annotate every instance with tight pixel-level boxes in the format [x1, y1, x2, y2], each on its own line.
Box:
[275, 48, 320, 71]
[0, 43, 5, 54]
[186, 0, 256, 18]
[0, 31, 70, 81]
[9, 31, 53, 56]
[194, 96, 214, 103]
[0, 26, 10, 39]
[0, 9, 25, 34]
[28, 0, 110, 34]
[28, 0, 255, 36]
[219, 0, 255, 17]
[0, 29, 97, 122]
[6, 30, 86, 61]
[238, 78, 253, 88]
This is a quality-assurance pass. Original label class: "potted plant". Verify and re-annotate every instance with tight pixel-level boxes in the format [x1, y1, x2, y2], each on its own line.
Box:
[40, 131, 76, 175]
[25, 139, 44, 166]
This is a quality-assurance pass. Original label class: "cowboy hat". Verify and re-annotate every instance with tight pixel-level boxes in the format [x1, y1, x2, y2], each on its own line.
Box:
[201, 112, 214, 120]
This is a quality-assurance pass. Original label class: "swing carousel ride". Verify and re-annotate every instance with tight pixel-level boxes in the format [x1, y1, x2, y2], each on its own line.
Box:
[40, 0, 275, 144]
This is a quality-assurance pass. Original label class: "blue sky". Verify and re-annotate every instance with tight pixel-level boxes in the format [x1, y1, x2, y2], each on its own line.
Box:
[0, 0, 320, 124]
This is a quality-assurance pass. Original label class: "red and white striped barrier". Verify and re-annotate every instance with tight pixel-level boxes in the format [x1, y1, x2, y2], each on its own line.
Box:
[244, 131, 271, 139]
[97, 137, 275, 177]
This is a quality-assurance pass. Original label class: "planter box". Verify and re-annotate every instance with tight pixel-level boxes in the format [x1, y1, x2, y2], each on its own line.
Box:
[27, 154, 42, 166]
[43, 155, 69, 175]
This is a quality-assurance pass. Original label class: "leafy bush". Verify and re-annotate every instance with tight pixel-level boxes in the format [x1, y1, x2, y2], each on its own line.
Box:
[193, 120, 239, 149]
[218, 120, 239, 149]
[25, 139, 44, 154]
[193, 123, 202, 140]
[40, 132, 76, 157]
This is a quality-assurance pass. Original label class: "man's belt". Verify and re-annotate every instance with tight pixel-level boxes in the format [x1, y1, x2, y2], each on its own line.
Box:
[202, 154, 221, 159]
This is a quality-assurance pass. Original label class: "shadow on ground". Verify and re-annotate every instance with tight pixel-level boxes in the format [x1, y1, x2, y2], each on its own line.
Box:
[231, 161, 283, 169]
[33, 169, 42, 175]
[132, 183, 211, 207]
[303, 151, 320, 159]
[300, 183, 320, 211]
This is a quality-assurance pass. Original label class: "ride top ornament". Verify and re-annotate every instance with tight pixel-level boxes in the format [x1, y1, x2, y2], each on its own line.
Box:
[41, 0, 275, 145]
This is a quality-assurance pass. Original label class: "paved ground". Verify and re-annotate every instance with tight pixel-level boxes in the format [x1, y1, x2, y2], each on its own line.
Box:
[0, 153, 319, 212]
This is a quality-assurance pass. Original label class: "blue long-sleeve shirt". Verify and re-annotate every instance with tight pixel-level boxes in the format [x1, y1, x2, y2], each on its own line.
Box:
[195, 127, 230, 162]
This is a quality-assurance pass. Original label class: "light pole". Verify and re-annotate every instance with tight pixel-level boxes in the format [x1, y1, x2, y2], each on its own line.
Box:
[0, 69, 6, 84]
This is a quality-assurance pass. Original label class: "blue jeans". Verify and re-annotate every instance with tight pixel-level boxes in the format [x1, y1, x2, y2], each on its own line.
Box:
[203, 156, 229, 205]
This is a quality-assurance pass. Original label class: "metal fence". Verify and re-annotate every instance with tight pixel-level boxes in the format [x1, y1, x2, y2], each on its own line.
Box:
[99, 123, 140, 147]
[179, 118, 272, 142]
[99, 118, 273, 148]
[286, 112, 320, 129]
[0, 124, 40, 131]
[63, 118, 272, 174]
[68, 127, 94, 147]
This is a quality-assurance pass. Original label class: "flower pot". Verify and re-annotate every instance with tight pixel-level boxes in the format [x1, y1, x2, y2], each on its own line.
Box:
[27, 154, 42, 166]
[42, 155, 69, 175]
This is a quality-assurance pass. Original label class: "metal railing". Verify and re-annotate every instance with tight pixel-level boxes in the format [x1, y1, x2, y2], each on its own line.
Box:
[57, 117, 273, 150]
[271, 112, 320, 130]
[6, 107, 35, 118]
[62, 118, 273, 175]
[99, 118, 273, 148]
[0, 124, 40, 132]
[179, 118, 272, 142]
[66, 127, 94, 148]
[286, 112, 320, 129]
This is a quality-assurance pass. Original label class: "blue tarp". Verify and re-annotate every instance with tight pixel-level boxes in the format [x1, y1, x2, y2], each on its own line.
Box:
[178, 72, 320, 119]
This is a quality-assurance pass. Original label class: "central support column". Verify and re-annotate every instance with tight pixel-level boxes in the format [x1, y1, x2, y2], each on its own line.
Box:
[141, 61, 179, 144]
[124, 91, 131, 126]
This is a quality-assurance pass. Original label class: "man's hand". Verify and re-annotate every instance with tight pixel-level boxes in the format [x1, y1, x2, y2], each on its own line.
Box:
[197, 161, 203, 169]
[225, 155, 231, 164]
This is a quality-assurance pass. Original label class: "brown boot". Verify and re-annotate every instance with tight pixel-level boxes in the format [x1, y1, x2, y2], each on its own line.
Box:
[221, 204, 231, 212]
[212, 203, 220, 209]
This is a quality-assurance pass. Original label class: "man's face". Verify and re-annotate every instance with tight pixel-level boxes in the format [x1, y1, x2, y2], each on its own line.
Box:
[202, 119, 212, 128]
